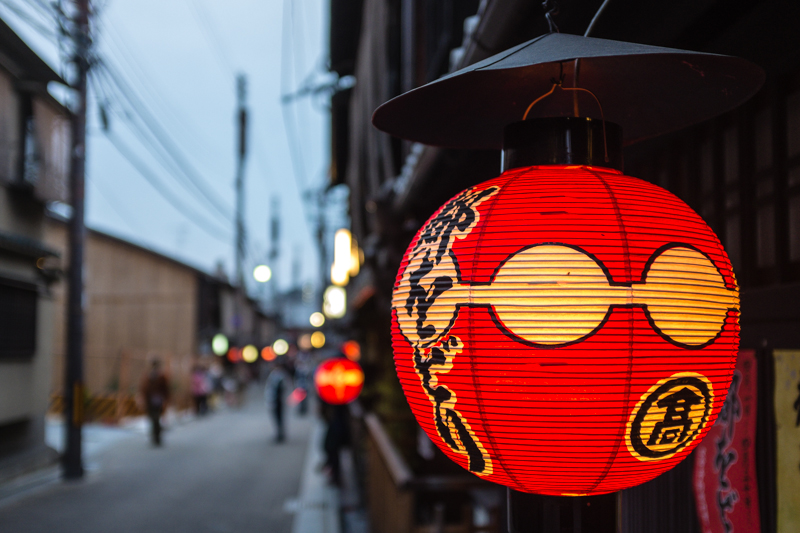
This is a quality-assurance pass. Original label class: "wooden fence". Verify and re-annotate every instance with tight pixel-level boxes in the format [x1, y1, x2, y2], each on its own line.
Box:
[363, 413, 502, 533]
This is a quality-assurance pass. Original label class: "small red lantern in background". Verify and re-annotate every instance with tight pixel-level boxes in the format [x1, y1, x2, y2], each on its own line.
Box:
[342, 340, 361, 361]
[315, 358, 364, 405]
[391, 164, 739, 496]
[226, 347, 241, 363]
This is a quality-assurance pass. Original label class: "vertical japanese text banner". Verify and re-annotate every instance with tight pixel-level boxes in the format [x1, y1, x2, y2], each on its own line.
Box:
[694, 350, 760, 533]
[774, 349, 800, 533]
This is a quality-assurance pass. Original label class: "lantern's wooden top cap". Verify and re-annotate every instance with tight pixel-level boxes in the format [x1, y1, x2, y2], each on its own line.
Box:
[372, 33, 765, 149]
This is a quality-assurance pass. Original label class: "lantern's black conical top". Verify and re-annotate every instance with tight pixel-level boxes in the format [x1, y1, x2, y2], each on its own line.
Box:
[372, 33, 764, 149]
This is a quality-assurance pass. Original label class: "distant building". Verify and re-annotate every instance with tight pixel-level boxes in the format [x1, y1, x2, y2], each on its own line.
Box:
[44, 219, 277, 417]
[0, 18, 70, 480]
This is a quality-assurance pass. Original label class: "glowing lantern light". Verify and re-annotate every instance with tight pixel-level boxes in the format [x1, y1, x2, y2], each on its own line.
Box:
[272, 339, 289, 356]
[211, 334, 228, 356]
[261, 346, 276, 361]
[323, 285, 346, 319]
[342, 340, 361, 361]
[227, 347, 241, 363]
[310, 331, 326, 349]
[315, 358, 364, 405]
[309, 312, 325, 328]
[242, 345, 258, 363]
[331, 229, 362, 286]
[391, 165, 739, 496]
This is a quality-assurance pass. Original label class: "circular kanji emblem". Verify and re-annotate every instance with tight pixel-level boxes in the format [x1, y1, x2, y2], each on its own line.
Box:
[626, 373, 714, 461]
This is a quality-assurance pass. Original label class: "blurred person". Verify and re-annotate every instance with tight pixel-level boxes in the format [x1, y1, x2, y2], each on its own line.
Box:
[321, 402, 351, 486]
[140, 359, 170, 446]
[190, 363, 211, 415]
[265, 362, 290, 442]
[294, 350, 312, 415]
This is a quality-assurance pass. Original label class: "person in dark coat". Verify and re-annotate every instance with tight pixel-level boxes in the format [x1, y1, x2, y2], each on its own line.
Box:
[140, 359, 170, 446]
[265, 363, 290, 442]
[322, 402, 351, 486]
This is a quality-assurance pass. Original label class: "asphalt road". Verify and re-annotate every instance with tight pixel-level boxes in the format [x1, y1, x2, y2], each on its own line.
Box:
[0, 387, 313, 533]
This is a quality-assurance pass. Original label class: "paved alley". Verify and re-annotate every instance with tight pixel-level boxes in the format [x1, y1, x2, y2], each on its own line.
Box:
[0, 388, 315, 533]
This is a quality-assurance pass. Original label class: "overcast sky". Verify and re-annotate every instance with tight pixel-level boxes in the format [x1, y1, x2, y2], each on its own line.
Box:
[2, 0, 341, 297]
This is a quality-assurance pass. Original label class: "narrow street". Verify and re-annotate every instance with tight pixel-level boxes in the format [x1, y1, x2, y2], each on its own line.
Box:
[0, 388, 314, 533]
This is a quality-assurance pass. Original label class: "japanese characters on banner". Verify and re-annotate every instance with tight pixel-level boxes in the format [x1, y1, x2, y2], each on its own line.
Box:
[774, 350, 800, 533]
[693, 350, 760, 533]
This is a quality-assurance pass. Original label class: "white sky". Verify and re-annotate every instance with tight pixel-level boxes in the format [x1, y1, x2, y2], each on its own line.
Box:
[1, 0, 342, 297]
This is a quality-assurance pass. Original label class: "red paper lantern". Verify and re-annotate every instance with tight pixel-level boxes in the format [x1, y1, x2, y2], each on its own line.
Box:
[315, 358, 364, 405]
[391, 165, 739, 496]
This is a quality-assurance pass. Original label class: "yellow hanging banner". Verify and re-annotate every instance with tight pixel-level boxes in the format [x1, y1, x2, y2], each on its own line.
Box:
[774, 349, 800, 533]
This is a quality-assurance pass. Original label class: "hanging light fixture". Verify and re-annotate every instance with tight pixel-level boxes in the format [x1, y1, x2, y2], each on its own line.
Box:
[315, 357, 364, 405]
[374, 33, 763, 496]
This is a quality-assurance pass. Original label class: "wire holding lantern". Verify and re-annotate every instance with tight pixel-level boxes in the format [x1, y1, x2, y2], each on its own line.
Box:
[522, 70, 609, 163]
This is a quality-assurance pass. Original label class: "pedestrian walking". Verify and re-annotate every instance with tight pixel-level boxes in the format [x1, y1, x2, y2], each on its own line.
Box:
[140, 359, 170, 446]
[190, 363, 211, 415]
[265, 363, 290, 442]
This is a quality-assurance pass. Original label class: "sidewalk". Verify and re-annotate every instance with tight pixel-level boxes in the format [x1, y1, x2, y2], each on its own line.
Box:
[289, 420, 341, 533]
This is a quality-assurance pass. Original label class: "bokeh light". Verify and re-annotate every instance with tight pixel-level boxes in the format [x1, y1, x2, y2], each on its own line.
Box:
[309, 312, 325, 327]
[273, 338, 289, 355]
[242, 344, 258, 363]
[323, 285, 346, 319]
[342, 340, 361, 361]
[227, 347, 241, 363]
[253, 264, 272, 283]
[298, 334, 312, 351]
[311, 331, 326, 349]
[261, 346, 276, 361]
[211, 334, 229, 356]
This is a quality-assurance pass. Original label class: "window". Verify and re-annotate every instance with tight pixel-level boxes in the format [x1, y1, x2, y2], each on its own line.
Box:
[0, 280, 37, 359]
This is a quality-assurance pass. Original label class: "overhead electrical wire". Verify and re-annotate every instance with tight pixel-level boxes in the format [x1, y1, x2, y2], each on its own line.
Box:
[0, 0, 58, 40]
[88, 74, 232, 243]
[93, 62, 235, 223]
[101, 130, 233, 243]
[7, 0, 268, 274]
[185, 0, 236, 76]
[100, 20, 216, 157]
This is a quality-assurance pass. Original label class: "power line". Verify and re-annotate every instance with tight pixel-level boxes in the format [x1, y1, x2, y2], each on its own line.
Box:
[99, 19, 217, 156]
[100, 129, 233, 243]
[89, 68, 231, 241]
[185, 0, 236, 76]
[93, 62, 235, 223]
[92, 65, 228, 219]
[0, 0, 58, 40]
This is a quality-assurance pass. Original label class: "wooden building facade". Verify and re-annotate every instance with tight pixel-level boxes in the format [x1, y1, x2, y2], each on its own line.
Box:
[44, 219, 273, 417]
[0, 18, 70, 481]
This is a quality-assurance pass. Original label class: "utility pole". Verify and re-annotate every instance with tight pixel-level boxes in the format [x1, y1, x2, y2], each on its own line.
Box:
[269, 196, 280, 309]
[316, 192, 327, 305]
[64, 0, 91, 480]
[234, 74, 248, 341]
